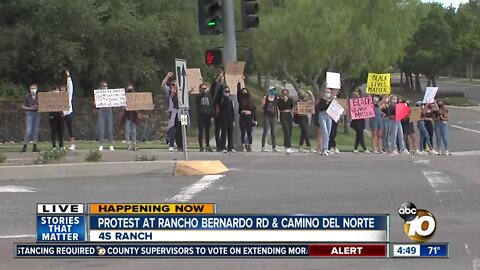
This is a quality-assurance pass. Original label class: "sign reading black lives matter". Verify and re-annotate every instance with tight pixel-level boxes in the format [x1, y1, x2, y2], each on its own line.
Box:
[94, 88, 126, 108]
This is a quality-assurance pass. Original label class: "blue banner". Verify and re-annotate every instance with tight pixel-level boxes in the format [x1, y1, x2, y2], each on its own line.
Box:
[36, 216, 85, 242]
[89, 215, 388, 230]
[420, 244, 448, 257]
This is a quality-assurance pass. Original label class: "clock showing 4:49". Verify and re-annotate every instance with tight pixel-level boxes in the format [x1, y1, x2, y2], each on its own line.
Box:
[393, 244, 420, 257]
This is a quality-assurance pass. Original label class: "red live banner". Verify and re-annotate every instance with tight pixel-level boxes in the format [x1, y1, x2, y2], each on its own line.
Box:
[309, 244, 387, 257]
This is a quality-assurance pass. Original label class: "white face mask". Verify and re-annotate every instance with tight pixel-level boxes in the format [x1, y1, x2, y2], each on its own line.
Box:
[324, 93, 331, 99]
[373, 97, 379, 103]
[30, 88, 37, 94]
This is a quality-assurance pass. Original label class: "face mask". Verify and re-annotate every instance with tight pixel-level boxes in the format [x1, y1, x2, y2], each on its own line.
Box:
[224, 91, 230, 97]
[270, 91, 276, 96]
[127, 88, 134, 92]
[392, 99, 397, 104]
[373, 97, 379, 103]
[30, 88, 37, 94]
[324, 93, 331, 99]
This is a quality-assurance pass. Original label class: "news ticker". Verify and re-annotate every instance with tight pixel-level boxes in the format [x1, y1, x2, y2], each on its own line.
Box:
[14, 243, 449, 258]
[13, 203, 449, 259]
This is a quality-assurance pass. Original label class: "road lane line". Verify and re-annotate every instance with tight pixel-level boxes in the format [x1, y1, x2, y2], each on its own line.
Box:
[166, 175, 225, 202]
[0, 235, 35, 239]
[422, 171, 462, 203]
[0, 186, 36, 192]
[474, 259, 480, 270]
[451, 124, 480, 134]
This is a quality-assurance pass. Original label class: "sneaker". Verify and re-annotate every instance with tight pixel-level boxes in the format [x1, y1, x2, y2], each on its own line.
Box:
[222, 149, 228, 153]
[401, 150, 411, 155]
[206, 147, 214, 152]
[99, 145, 104, 152]
[445, 150, 451, 155]
[334, 148, 341, 154]
[373, 150, 380, 154]
[436, 150, 442, 155]
[109, 145, 115, 151]
[322, 150, 329, 156]
[415, 150, 423, 155]
[310, 148, 318, 153]
[199, 148, 204, 152]
[299, 147, 305, 153]
[272, 148, 278, 152]
[353, 149, 360, 154]
[168, 147, 174, 152]
[230, 149, 236, 153]
[363, 149, 371, 154]
[32, 144, 39, 152]
[69, 144, 76, 151]
[127, 144, 132, 151]
[261, 147, 269, 152]
[429, 149, 438, 155]
[132, 145, 138, 151]
[61, 147, 66, 151]
[390, 150, 398, 155]
[21, 145, 27, 152]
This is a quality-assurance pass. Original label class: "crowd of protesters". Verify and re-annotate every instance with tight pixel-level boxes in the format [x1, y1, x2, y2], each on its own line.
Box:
[19, 70, 450, 156]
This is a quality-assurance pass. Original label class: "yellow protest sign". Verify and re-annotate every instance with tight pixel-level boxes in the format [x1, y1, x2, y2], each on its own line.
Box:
[366, 73, 391, 95]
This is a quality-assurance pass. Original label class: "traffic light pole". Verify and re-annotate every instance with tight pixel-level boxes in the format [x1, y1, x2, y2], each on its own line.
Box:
[222, 0, 242, 151]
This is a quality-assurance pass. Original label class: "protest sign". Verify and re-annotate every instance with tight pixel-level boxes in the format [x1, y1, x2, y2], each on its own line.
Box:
[94, 88, 126, 108]
[423, 87, 438, 104]
[126, 92, 154, 111]
[326, 99, 345, 123]
[395, 103, 410, 121]
[38, 92, 69, 112]
[366, 73, 391, 94]
[349, 97, 375, 120]
[326, 72, 341, 89]
[297, 101, 315, 114]
[409, 107, 422, 122]
[225, 61, 245, 94]
[187, 68, 203, 94]
[336, 98, 348, 111]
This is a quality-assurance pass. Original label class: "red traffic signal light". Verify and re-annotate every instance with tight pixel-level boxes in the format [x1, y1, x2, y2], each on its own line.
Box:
[205, 49, 222, 66]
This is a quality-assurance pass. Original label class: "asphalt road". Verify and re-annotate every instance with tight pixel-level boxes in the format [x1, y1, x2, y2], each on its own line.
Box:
[0, 106, 479, 270]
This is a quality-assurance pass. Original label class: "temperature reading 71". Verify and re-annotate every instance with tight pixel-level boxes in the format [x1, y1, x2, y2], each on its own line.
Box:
[428, 246, 440, 255]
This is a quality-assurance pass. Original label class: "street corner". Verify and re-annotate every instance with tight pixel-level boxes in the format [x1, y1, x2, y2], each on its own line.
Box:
[173, 160, 229, 176]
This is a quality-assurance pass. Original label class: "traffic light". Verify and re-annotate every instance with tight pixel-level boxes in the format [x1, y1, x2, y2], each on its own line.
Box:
[205, 49, 222, 66]
[198, 0, 223, 35]
[241, 0, 259, 30]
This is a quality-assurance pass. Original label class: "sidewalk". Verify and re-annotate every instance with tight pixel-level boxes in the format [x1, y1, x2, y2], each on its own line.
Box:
[447, 105, 480, 112]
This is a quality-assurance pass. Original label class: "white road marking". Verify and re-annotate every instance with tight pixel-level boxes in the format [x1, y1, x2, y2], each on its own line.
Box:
[451, 124, 480, 134]
[0, 235, 35, 239]
[422, 171, 462, 202]
[414, 159, 430, 164]
[474, 259, 480, 270]
[456, 121, 480, 124]
[451, 150, 480, 156]
[465, 244, 471, 255]
[0, 186, 36, 192]
[166, 175, 225, 202]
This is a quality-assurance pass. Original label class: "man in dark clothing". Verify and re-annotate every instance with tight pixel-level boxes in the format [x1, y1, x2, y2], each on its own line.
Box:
[218, 86, 235, 153]
[211, 71, 225, 151]
[196, 83, 214, 152]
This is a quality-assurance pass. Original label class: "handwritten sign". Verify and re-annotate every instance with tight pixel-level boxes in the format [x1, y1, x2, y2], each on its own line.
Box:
[423, 87, 438, 104]
[326, 99, 345, 123]
[297, 101, 315, 114]
[336, 98, 348, 112]
[326, 72, 341, 89]
[225, 61, 245, 94]
[395, 103, 410, 121]
[38, 92, 69, 112]
[94, 88, 126, 108]
[409, 107, 422, 123]
[349, 97, 375, 120]
[366, 73, 391, 95]
[187, 68, 203, 94]
[126, 92, 154, 111]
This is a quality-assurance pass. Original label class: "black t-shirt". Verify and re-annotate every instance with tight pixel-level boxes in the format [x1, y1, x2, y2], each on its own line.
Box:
[196, 92, 214, 116]
[315, 98, 330, 112]
[278, 97, 294, 111]
[264, 96, 278, 117]
[387, 104, 396, 117]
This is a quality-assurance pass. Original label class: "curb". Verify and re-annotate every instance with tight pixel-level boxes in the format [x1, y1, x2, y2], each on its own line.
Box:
[447, 106, 480, 113]
[173, 160, 229, 176]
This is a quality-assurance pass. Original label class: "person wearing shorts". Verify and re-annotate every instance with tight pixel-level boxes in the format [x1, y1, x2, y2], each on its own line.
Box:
[369, 95, 383, 154]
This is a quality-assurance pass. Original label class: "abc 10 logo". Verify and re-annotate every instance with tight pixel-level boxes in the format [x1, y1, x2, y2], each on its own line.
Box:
[398, 202, 436, 242]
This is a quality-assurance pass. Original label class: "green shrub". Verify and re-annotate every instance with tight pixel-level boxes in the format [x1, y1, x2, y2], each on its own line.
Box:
[0, 82, 25, 99]
[35, 148, 67, 164]
[0, 152, 6, 163]
[85, 149, 102, 162]
[134, 155, 157, 161]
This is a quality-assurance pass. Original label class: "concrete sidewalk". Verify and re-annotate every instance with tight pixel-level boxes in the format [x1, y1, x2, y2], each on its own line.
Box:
[447, 105, 480, 113]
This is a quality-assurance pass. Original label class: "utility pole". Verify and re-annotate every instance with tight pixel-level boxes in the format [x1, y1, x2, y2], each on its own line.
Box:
[222, 0, 242, 150]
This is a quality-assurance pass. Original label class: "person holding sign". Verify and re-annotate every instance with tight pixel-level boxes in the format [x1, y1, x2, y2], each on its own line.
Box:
[369, 95, 383, 154]
[295, 90, 314, 153]
[433, 100, 451, 155]
[196, 83, 214, 152]
[261, 87, 279, 152]
[328, 89, 341, 155]
[423, 103, 436, 150]
[386, 95, 409, 155]
[278, 89, 294, 154]
[48, 86, 65, 149]
[21, 84, 41, 152]
[237, 83, 256, 152]
[96, 81, 115, 151]
[400, 100, 420, 154]
[350, 90, 370, 154]
[315, 88, 333, 156]
[120, 84, 139, 151]
[62, 70, 76, 151]
[162, 72, 184, 152]
[415, 101, 435, 154]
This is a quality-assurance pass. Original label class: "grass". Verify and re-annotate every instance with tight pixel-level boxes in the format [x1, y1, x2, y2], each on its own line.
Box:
[441, 97, 477, 107]
[0, 141, 175, 153]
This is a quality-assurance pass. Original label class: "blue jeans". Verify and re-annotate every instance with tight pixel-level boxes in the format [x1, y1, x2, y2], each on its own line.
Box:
[417, 120, 432, 151]
[388, 119, 405, 152]
[23, 111, 41, 145]
[124, 119, 137, 144]
[382, 118, 389, 150]
[98, 108, 113, 145]
[318, 112, 332, 151]
[434, 121, 449, 150]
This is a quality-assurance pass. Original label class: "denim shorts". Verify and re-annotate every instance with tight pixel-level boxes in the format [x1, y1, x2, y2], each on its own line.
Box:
[369, 117, 382, 130]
